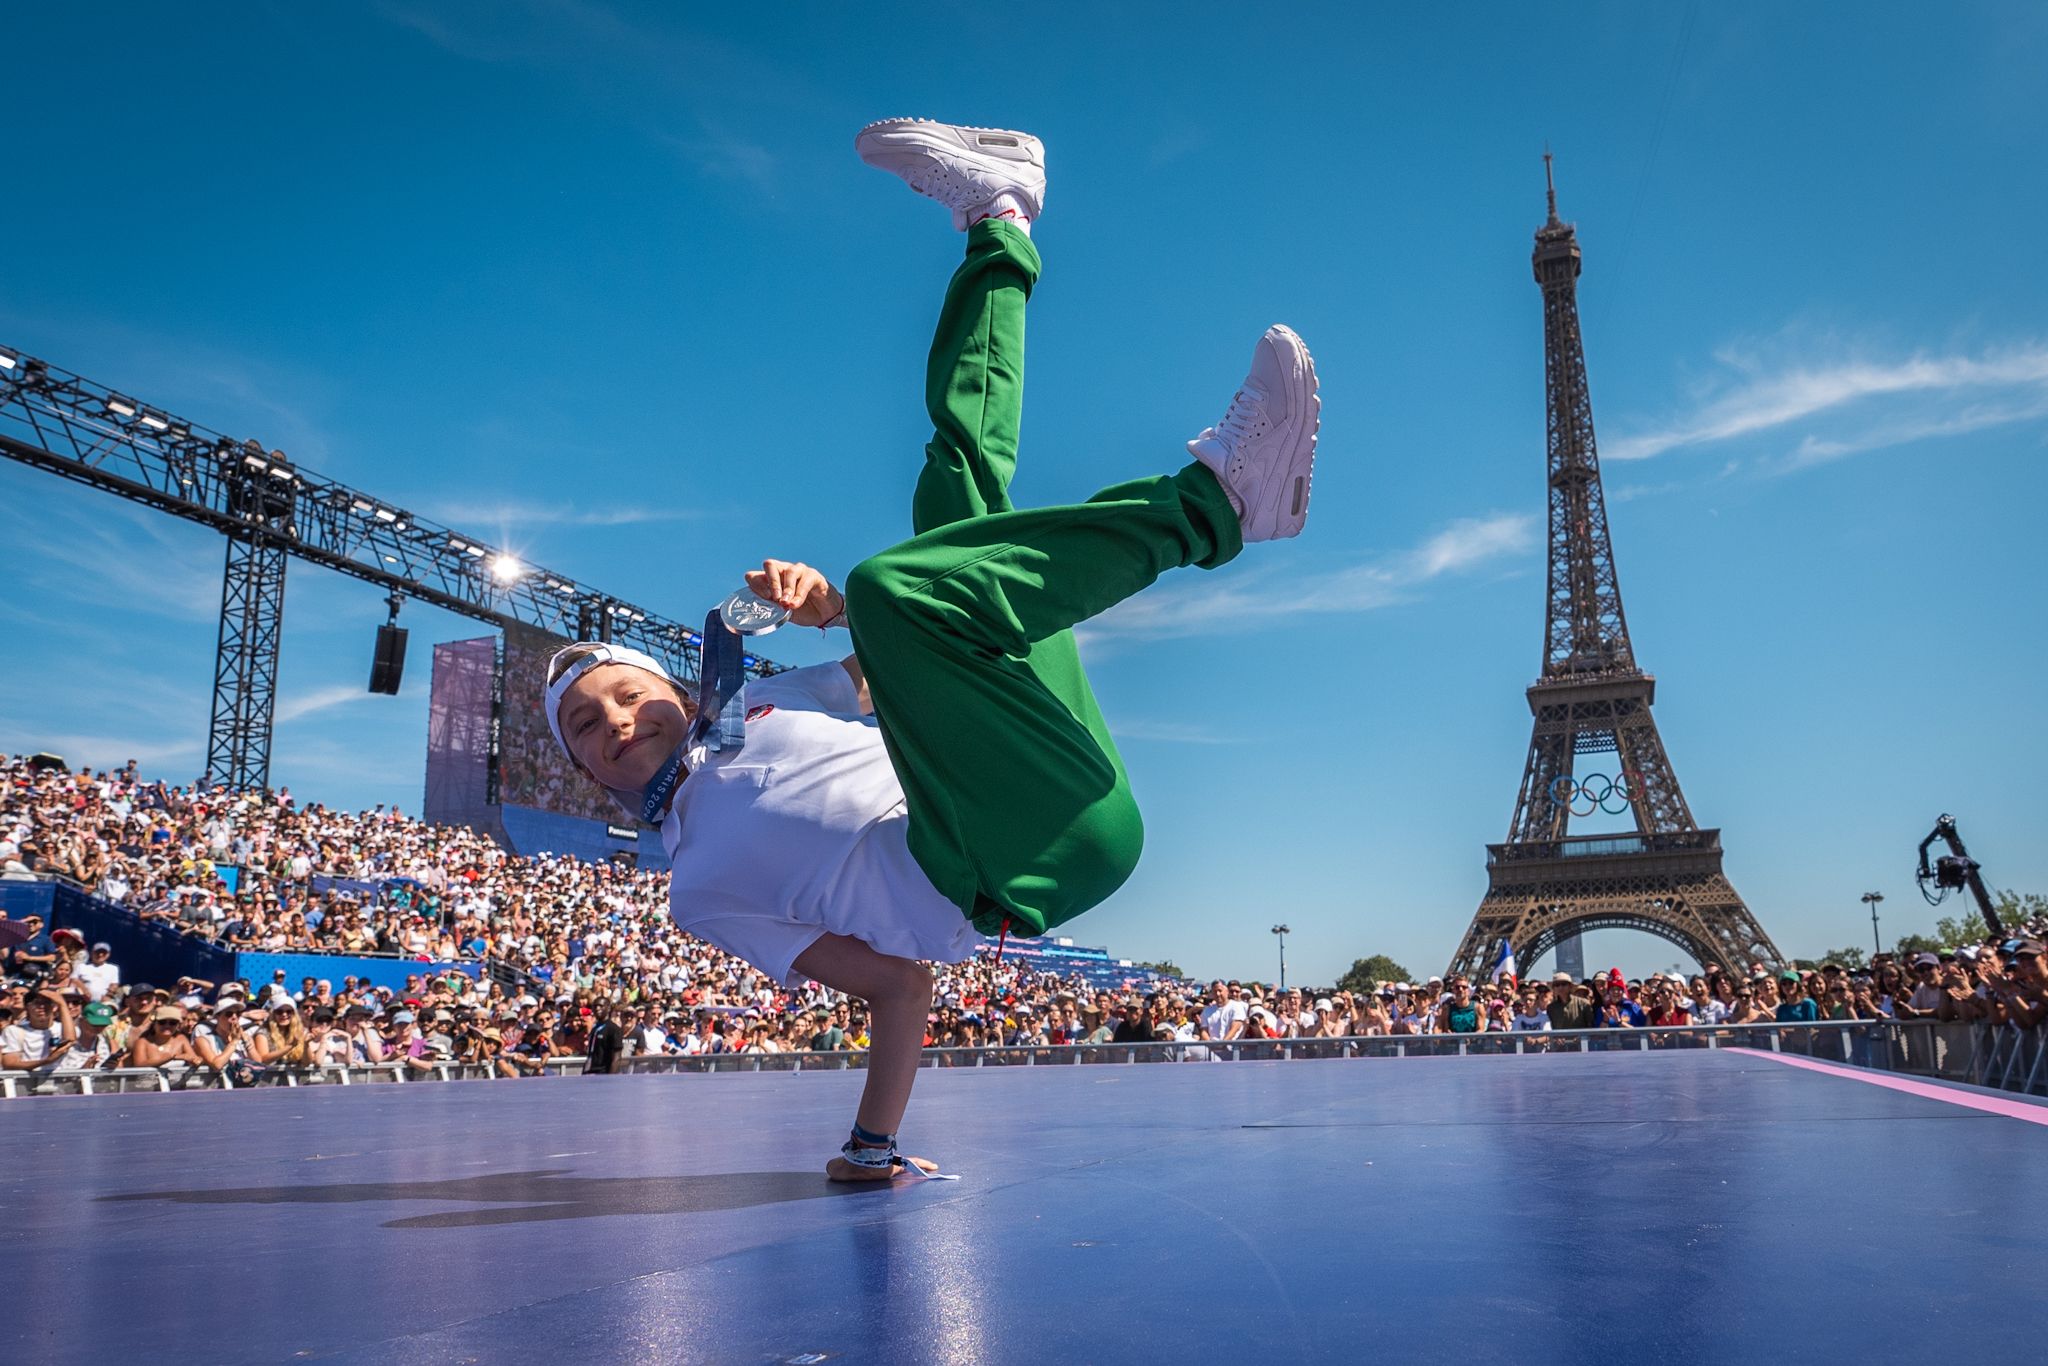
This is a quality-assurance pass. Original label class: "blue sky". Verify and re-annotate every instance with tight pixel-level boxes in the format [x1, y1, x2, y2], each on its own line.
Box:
[4, 2, 2044, 985]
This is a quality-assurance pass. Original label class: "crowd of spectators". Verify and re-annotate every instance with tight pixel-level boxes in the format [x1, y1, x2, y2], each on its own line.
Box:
[5, 751, 2047, 1092]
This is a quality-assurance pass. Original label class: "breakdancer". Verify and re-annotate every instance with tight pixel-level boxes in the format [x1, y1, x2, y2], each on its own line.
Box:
[544, 118, 1320, 1179]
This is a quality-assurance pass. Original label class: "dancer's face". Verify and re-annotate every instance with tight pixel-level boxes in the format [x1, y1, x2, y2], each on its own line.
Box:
[557, 664, 692, 791]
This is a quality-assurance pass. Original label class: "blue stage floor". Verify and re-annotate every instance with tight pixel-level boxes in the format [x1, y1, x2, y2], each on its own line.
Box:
[5, 1050, 2043, 1364]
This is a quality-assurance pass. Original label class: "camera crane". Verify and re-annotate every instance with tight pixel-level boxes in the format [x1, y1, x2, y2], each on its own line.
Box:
[1915, 814, 2004, 938]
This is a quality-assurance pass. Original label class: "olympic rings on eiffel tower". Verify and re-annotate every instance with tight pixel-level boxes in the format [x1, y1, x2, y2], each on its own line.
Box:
[1548, 772, 1640, 817]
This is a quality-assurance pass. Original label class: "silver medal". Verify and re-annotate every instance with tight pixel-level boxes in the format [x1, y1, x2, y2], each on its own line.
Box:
[718, 588, 791, 636]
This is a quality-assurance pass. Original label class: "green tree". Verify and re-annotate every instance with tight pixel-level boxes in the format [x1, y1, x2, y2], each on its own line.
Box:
[1337, 955, 1414, 995]
[1892, 932, 1941, 957]
[1933, 910, 1990, 950]
[1993, 889, 2048, 930]
[1133, 960, 1184, 979]
[1791, 945, 1868, 971]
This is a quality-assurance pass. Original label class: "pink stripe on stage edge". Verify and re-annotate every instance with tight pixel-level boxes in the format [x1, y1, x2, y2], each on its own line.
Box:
[1745, 1049, 2048, 1127]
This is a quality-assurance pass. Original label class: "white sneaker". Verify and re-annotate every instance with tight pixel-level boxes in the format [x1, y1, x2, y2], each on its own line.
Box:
[855, 118, 1046, 230]
[1187, 325, 1321, 542]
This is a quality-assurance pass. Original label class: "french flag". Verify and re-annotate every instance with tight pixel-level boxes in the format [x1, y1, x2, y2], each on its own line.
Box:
[1488, 939, 1518, 987]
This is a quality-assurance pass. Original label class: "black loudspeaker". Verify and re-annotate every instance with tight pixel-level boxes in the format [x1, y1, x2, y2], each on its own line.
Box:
[369, 624, 409, 695]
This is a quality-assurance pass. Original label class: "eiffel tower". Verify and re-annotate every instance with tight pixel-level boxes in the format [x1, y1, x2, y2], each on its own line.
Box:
[1445, 159, 1783, 981]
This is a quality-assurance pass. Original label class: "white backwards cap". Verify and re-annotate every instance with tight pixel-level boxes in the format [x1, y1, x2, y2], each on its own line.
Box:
[542, 642, 688, 764]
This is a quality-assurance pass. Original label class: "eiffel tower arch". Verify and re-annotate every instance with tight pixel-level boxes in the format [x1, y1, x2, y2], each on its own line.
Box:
[1446, 160, 1784, 982]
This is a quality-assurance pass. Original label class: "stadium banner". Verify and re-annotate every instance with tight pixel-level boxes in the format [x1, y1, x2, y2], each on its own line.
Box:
[233, 951, 482, 995]
[424, 637, 498, 830]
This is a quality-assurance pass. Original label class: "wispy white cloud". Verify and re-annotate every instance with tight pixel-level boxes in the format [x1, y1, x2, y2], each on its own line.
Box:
[273, 685, 376, 725]
[1606, 339, 2048, 463]
[1108, 720, 1244, 746]
[1782, 390, 2048, 471]
[1081, 513, 1535, 643]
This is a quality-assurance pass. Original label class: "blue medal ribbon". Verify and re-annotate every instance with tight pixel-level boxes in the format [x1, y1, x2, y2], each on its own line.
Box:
[638, 747, 687, 826]
[691, 607, 749, 754]
[638, 609, 752, 824]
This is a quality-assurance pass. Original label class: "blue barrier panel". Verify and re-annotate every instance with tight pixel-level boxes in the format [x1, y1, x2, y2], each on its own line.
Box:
[498, 803, 668, 871]
[310, 876, 390, 901]
[16, 883, 238, 991]
[232, 951, 482, 995]
[0, 882, 57, 921]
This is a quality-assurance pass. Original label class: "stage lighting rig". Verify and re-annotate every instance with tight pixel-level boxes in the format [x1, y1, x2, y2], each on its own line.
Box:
[0, 342, 782, 790]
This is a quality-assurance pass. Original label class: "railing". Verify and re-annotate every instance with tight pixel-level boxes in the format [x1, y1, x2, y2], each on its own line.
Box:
[0, 1056, 588, 1097]
[616, 1020, 1993, 1076]
[1488, 829, 1720, 864]
[7, 1021, 2038, 1098]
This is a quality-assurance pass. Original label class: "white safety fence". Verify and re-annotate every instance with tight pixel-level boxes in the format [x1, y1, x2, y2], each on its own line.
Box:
[4, 1020, 2040, 1098]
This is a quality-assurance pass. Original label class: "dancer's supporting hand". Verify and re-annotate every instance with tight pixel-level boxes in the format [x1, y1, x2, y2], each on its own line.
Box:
[745, 559, 846, 628]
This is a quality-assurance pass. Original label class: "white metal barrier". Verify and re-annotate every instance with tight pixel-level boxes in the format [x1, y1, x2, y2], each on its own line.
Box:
[4, 1022, 2036, 1098]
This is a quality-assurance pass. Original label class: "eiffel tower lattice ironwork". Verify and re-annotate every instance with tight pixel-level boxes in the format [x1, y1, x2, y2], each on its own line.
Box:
[1445, 159, 1784, 981]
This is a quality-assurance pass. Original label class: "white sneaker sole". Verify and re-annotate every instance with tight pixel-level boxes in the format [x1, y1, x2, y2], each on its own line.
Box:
[1241, 326, 1320, 541]
[854, 117, 1046, 215]
[854, 117, 1044, 172]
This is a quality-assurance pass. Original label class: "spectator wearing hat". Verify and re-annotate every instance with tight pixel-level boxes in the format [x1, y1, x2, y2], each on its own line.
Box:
[1595, 975, 1645, 1029]
[128, 1005, 205, 1074]
[1, 989, 77, 1072]
[1544, 973, 1592, 1031]
[5, 913, 56, 974]
[404, 1011, 459, 1074]
[1316, 994, 1354, 1040]
[73, 942, 120, 1001]
[1988, 942, 2048, 1030]
[341, 1005, 389, 1065]
[1891, 954, 1945, 1020]
[308, 1007, 353, 1067]
[103, 984, 163, 1055]
[1772, 972, 1819, 1024]
[250, 1000, 312, 1068]
[193, 1000, 255, 1079]
[53, 1000, 117, 1072]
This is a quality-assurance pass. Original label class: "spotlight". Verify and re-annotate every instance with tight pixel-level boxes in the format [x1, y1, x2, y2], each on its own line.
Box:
[105, 394, 138, 418]
[490, 554, 524, 583]
[351, 498, 375, 514]
[139, 410, 170, 432]
[165, 421, 190, 440]
[0, 347, 18, 370]
[372, 507, 398, 523]
[242, 452, 270, 472]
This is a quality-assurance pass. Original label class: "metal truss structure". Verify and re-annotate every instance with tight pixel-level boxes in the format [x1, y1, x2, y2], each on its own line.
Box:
[0, 346, 782, 791]
[1445, 161, 1783, 979]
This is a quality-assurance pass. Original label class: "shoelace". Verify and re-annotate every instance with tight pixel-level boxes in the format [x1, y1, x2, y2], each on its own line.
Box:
[1214, 385, 1265, 452]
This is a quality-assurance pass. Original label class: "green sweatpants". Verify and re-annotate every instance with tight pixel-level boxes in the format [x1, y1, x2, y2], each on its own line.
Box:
[846, 219, 1243, 938]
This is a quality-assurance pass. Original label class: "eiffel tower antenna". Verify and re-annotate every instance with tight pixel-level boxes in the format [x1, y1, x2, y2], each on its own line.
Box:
[1445, 163, 1784, 981]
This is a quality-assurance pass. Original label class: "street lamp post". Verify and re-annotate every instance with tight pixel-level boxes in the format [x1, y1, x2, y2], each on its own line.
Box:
[1270, 924, 1290, 992]
[1860, 891, 1885, 958]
